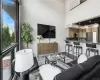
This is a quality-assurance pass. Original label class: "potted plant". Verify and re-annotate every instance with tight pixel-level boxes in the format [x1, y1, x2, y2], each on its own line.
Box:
[21, 23, 33, 48]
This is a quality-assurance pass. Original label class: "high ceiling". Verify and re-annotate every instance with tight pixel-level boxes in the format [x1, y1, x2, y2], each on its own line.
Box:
[76, 16, 100, 26]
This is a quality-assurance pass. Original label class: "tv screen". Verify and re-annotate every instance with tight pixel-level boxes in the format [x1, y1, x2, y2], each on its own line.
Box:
[38, 24, 56, 38]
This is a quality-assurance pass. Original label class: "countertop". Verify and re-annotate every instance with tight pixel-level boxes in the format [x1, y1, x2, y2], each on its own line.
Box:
[65, 40, 100, 45]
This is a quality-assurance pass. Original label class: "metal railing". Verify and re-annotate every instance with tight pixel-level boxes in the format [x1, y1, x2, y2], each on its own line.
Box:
[0, 43, 19, 80]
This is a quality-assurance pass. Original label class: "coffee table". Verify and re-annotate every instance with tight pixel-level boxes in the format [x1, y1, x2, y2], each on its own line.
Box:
[45, 54, 72, 71]
[58, 52, 77, 67]
[45, 54, 66, 65]
[45, 56, 57, 65]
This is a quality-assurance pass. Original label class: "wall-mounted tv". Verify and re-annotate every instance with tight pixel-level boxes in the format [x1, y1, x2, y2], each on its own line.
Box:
[38, 24, 56, 38]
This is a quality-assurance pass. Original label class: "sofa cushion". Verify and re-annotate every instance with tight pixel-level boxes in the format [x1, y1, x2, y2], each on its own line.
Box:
[54, 64, 83, 80]
[79, 63, 100, 80]
[80, 55, 100, 73]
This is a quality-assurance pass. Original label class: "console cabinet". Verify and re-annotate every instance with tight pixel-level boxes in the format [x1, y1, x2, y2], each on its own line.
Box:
[38, 43, 58, 55]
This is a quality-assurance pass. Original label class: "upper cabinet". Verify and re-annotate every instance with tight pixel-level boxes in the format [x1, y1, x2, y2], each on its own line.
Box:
[86, 27, 98, 32]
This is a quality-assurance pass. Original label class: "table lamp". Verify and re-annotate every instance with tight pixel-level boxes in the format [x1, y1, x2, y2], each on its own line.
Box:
[15, 49, 33, 80]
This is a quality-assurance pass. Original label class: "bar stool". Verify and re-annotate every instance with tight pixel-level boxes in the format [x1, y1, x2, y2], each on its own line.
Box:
[86, 43, 99, 58]
[65, 41, 73, 57]
[73, 42, 83, 59]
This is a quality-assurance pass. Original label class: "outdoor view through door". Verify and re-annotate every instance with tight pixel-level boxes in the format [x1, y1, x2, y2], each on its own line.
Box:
[2, 0, 16, 50]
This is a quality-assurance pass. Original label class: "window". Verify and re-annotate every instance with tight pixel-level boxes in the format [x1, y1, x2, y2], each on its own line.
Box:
[2, 0, 18, 50]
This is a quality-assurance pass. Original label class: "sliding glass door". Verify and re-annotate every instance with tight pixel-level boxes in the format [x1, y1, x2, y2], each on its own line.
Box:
[0, 0, 19, 80]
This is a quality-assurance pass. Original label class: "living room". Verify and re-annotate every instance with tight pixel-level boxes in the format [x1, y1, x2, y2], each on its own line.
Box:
[19, 0, 100, 79]
[1, 0, 100, 80]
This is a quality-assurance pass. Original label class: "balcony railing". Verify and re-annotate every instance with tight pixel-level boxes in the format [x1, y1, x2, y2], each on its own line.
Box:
[0, 43, 19, 80]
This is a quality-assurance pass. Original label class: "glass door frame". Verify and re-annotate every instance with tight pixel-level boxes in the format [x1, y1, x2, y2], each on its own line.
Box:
[0, 0, 20, 80]
[15, 0, 20, 51]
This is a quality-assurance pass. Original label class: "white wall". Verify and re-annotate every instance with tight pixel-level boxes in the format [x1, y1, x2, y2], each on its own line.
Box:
[20, 0, 66, 56]
[65, 0, 100, 25]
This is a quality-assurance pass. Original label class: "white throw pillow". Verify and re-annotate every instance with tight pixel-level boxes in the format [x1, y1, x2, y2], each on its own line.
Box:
[39, 64, 61, 80]
[78, 54, 88, 64]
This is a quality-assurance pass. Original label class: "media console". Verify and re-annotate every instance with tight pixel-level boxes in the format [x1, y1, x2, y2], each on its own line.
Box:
[38, 43, 58, 55]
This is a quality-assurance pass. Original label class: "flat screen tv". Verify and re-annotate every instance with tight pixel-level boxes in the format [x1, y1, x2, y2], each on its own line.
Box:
[38, 24, 56, 38]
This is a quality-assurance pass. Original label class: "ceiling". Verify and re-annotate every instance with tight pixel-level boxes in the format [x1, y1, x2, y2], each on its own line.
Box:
[75, 16, 100, 26]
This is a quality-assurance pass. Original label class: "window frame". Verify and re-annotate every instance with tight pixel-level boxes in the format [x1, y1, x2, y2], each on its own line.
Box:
[0, 0, 19, 80]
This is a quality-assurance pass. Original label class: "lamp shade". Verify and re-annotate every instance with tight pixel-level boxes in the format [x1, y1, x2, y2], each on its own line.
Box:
[15, 49, 33, 72]
[77, 54, 87, 64]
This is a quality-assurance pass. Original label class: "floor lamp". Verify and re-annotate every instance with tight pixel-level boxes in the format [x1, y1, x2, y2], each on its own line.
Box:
[15, 49, 34, 80]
